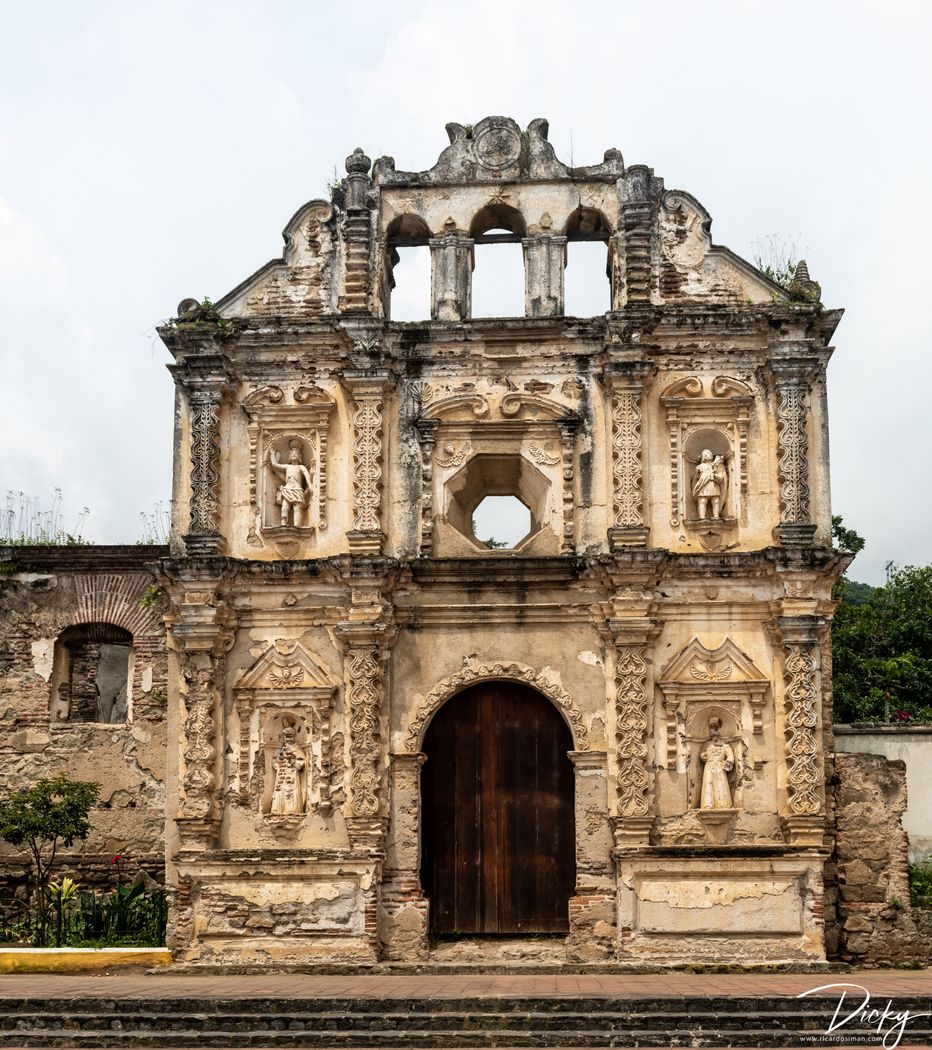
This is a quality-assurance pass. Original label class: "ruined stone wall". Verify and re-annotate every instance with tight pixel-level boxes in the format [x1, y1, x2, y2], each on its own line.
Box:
[832, 750, 932, 966]
[0, 546, 168, 889]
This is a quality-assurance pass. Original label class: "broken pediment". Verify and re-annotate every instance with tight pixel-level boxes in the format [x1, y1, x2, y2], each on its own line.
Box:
[236, 640, 337, 693]
[372, 116, 624, 186]
[659, 638, 768, 688]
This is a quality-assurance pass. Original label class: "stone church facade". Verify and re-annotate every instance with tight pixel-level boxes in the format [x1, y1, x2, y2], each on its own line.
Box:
[154, 116, 846, 966]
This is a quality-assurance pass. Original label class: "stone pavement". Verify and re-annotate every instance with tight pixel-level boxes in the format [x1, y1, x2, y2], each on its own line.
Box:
[0, 969, 930, 998]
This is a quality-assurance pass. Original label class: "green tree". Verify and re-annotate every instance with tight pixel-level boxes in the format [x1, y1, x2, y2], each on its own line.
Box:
[833, 565, 932, 724]
[0, 774, 99, 945]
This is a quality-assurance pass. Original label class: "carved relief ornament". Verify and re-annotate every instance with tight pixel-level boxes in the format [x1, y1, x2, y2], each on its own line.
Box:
[241, 385, 334, 554]
[233, 640, 339, 819]
[405, 661, 589, 754]
[657, 637, 770, 774]
[661, 375, 753, 541]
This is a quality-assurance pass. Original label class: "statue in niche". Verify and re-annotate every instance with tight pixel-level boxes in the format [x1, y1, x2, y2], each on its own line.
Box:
[267, 440, 313, 527]
[269, 725, 307, 815]
[692, 449, 727, 520]
[699, 717, 735, 809]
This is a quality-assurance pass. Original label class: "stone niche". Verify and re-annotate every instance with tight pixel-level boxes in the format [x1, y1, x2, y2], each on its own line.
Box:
[660, 375, 753, 551]
[241, 385, 334, 558]
[233, 640, 339, 827]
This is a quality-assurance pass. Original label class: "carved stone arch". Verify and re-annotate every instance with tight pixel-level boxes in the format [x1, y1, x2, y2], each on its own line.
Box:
[404, 661, 589, 753]
[54, 575, 161, 639]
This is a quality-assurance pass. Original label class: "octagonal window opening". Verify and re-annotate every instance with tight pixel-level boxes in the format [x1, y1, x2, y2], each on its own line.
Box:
[472, 495, 532, 550]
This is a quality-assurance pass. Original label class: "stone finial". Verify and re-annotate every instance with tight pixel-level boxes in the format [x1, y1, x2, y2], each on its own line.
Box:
[788, 259, 822, 304]
[345, 147, 372, 176]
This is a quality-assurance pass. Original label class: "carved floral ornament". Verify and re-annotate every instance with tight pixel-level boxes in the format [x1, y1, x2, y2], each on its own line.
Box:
[233, 640, 339, 818]
[404, 661, 589, 754]
[240, 385, 334, 549]
[661, 375, 753, 543]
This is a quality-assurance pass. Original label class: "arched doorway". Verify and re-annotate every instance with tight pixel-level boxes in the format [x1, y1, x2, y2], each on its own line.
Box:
[421, 680, 575, 935]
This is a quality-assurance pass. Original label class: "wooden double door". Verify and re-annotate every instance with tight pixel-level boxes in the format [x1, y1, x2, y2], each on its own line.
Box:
[420, 681, 575, 935]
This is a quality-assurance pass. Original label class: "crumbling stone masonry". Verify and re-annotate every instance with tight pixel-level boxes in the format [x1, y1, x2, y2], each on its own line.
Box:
[0, 546, 168, 889]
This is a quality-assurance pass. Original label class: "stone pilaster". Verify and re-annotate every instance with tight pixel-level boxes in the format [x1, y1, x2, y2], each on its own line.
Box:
[416, 419, 439, 557]
[523, 234, 566, 317]
[167, 600, 236, 848]
[557, 416, 578, 555]
[604, 363, 651, 549]
[339, 147, 373, 314]
[429, 231, 473, 321]
[619, 165, 655, 305]
[566, 749, 615, 960]
[343, 371, 391, 554]
[775, 614, 827, 846]
[184, 384, 226, 555]
[773, 359, 817, 546]
[379, 752, 430, 961]
[598, 589, 659, 845]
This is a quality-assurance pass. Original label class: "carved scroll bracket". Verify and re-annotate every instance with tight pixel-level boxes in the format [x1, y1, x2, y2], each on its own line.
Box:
[603, 361, 652, 550]
[343, 370, 393, 555]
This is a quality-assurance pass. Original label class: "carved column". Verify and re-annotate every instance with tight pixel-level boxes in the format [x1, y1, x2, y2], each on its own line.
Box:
[429, 231, 473, 321]
[775, 615, 826, 846]
[167, 603, 236, 848]
[557, 416, 579, 555]
[599, 594, 659, 846]
[379, 752, 429, 961]
[416, 419, 439, 557]
[339, 148, 373, 314]
[773, 359, 817, 546]
[344, 371, 391, 554]
[604, 362, 651, 549]
[523, 234, 566, 317]
[333, 618, 393, 850]
[619, 166, 655, 305]
[185, 384, 226, 555]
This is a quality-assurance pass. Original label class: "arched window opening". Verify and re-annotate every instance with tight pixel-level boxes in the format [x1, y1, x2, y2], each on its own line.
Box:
[385, 215, 431, 322]
[469, 203, 527, 319]
[50, 623, 133, 724]
[564, 207, 612, 317]
[472, 495, 532, 549]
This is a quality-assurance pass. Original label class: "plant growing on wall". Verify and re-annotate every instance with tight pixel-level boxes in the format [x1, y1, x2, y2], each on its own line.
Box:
[0, 774, 99, 946]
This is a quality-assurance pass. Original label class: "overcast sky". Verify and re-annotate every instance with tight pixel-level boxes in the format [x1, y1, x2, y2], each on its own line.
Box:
[1, 0, 929, 582]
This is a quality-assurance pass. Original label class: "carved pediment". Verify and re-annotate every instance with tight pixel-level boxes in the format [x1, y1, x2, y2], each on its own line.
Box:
[236, 640, 337, 692]
[659, 638, 768, 687]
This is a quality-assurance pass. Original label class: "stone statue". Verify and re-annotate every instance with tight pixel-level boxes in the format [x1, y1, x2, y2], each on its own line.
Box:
[268, 440, 313, 527]
[699, 717, 735, 810]
[269, 726, 306, 815]
[692, 449, 727, 519]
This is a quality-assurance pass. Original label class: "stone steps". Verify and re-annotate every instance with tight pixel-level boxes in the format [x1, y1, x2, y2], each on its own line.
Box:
[0, 996, 928, 1048]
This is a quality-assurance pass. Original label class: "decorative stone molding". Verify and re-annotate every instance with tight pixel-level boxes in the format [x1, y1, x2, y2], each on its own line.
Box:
[557, 420, 578, 555]
[416, 420, 439, 558]
[233, 640, 339, 819]
[661, 374, 752, 549]
[339, 148, 373, 314]
[404, 661, 589, 754]
[344, 372, 391, 554]
[773, 360, 817, 545]
[604, 362, 651, 549]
